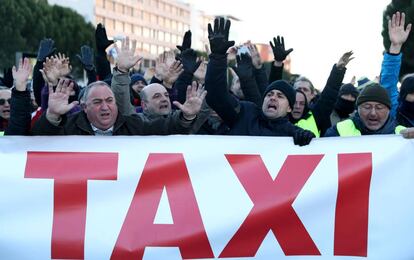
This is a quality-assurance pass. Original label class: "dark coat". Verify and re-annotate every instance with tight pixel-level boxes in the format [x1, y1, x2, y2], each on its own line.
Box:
[205, 54, 307, 137]
[31, 110, 193, 136]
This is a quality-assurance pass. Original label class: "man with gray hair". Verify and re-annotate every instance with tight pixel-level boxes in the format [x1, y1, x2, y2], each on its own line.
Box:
[31, 78, 206, 135]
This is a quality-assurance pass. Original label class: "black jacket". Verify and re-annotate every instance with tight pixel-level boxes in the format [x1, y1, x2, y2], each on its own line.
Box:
[31, 110, 194, 136]
[205, 54, 308, 137]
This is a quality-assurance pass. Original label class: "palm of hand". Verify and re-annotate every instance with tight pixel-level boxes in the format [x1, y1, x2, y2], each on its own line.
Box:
[49, 91, 71, 115]
[182, 96, 202, 115]
[390, 27, 409, 45]
[194, 63, 207, 80]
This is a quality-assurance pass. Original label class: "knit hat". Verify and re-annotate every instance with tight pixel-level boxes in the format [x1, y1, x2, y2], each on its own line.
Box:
[338, 83, 359, 98]
[264, 80, 296, 109]
[356, 83, 391, 109]
[399, 75, 414, 101]
[130, 73, 148, 87]
[357, 77, 375, 91]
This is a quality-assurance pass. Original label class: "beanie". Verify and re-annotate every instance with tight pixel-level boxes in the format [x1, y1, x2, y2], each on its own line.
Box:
[356, 83, 391, 109]
[130, 73, 148, 87]
[339, 83, 359, 98]
[264, 80, 296, 109]
[399, 76, 414, 101]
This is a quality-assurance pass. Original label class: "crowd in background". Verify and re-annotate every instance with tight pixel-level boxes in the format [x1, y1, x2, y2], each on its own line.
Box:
[1, 11, 414, 144]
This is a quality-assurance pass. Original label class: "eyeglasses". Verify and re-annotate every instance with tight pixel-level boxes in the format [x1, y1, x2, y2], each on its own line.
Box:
[0, 98, 11, 105]
[359, 104, 387, 113]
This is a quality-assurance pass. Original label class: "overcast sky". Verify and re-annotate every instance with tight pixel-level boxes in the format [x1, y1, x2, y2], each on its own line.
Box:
[186, 0, 392, 88]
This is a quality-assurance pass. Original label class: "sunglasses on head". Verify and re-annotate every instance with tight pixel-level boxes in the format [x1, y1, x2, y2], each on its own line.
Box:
[0, 98, 11, 105]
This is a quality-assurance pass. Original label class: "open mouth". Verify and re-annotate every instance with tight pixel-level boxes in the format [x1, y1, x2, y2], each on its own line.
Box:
[160, 104, 169, 109]
[267, 105, 277, 111]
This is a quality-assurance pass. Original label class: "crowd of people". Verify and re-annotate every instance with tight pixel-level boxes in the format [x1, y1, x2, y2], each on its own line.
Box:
[1, 11, 414, 144]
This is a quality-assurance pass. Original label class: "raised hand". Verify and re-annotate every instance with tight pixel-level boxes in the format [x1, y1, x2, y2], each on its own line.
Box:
[155, 51, 183, 87]
[180, 49, 202, 74]
[388, 12, 412, 54]
[95, 23, 114, 53]
[247, 43, 262, 69]
[207, 17, 235, 55]
[12, 58, 33, 91]
[194, 58, 208, 84]
[39, 53, 72, 86]
[54, 53, 72, 77]
[115, 37, 142, 72]
[47, 79, 79, 120]
[336, 51, 354, 69]
[177, 30, 192, 52]
[163, 60, 184, 88]
[77, 45, 95, 71]
[269, 36, 293, 62]
[231, 53, 254, 80]
[37, 38, 56, 62]
[173, 81, 207, 120]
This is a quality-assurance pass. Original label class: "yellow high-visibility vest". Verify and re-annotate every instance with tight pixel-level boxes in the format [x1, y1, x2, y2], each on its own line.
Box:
[336, 119, 405, 136]
[295, 112, 320, 137]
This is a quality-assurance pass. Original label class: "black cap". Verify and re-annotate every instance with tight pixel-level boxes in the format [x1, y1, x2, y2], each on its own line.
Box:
[264, 80, 296, 109]
[356, 83, 391, 109]
[339, 83, 359, 98]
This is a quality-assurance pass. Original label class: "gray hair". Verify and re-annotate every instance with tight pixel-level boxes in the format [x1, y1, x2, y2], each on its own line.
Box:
[294, 76, 315, 93]
[81, 81, 112, 103]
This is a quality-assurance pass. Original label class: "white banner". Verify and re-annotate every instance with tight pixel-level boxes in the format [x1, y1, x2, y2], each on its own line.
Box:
[0, 135, 414, 260]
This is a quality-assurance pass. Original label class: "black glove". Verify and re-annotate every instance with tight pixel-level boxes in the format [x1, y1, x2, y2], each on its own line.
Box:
[231, 54, 254, 81]
[293, 129, 315, 146]
[269, 36, 293, 62]
[37, 38, 56, 62]
[207, 17, 235, 55]
[95, 23, 114, 53]
[179, 49, 201, 74]
[77, 45, 95, 71]
[177, 30, 192, 52]
[2, 68, 13, 88]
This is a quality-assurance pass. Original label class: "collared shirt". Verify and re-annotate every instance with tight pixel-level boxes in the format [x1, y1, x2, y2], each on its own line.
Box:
[91, 124, 114, 136]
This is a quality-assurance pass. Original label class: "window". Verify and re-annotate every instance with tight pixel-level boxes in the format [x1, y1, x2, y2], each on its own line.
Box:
[158, 31, 164, 41]
[150, 45, 157, 55]
[143, 28, 150, 38]
[135, 26, 142, 36]
[165, 32, 171, 42]
[151, 14, 157, 24]
[143, 43, 150, 53]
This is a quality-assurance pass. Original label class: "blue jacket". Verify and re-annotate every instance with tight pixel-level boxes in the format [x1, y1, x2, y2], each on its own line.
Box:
[380, 52, 401, 118]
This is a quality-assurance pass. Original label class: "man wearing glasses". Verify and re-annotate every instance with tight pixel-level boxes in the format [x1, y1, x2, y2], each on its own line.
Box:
[0, 87, 11, 135]
[324, 83, 414, 138]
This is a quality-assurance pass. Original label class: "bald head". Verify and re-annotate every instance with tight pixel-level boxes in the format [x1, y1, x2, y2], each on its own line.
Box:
[140, 83, 171, 116]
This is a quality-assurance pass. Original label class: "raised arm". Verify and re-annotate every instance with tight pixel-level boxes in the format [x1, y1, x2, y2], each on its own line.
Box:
[247, 43, 268, 94]
[95, 24, 114, 80]
[5, 58, 33, 135]
[111, 37, 142, 116]
[205, 17, 240, 127]
[312, 51, 352, 135]
[77, 45, 97, 85]
[231, 53, 262, 106]
[269, 36, 293, 85]
[381, 11, 412, 117]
